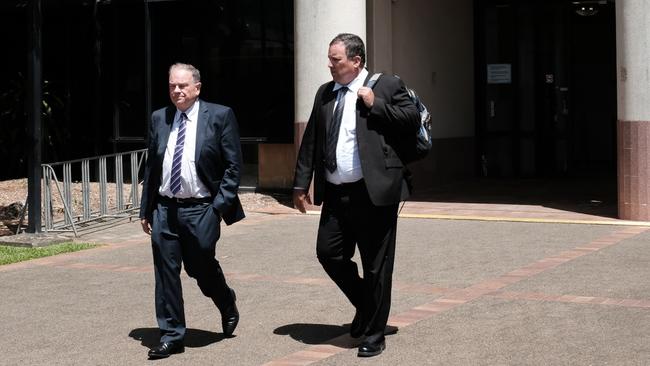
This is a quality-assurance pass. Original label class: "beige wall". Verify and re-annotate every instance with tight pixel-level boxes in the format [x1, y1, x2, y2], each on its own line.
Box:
[368, 0, 476, 187]
[370, 0, 475, 139]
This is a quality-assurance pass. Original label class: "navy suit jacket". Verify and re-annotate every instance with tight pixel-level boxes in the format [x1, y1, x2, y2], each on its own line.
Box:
[139, 99, 245, 225]
[294, 73, 420, 206]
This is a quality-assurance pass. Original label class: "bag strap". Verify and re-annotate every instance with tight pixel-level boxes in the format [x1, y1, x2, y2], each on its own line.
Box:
[365, 72, 383, 89]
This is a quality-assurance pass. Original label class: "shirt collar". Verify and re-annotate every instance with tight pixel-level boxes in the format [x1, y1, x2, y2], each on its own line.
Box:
[333, 68, 369, 94]
[176, 99, 200, 122]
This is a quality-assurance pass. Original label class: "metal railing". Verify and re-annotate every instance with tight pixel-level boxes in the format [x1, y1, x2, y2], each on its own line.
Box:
[41, 149, 147, 236]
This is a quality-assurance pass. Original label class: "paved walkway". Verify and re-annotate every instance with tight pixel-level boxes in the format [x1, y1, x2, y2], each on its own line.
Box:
[1, 201, 649, 365]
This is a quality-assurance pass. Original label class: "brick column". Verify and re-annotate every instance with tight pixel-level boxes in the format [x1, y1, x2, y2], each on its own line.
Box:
[616, 0, 650, 220]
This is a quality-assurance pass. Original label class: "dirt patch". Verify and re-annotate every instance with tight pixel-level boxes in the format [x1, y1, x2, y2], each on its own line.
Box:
[0, 178, 293, 236]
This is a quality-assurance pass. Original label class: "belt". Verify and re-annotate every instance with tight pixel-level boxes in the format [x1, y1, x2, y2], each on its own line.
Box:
[158, 195, 212, 205]
[326, 179, 365, 191]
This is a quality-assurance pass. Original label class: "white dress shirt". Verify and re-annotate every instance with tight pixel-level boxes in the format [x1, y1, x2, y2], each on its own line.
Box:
[159, 99, 211, 198]
[326, 68, 368, 185]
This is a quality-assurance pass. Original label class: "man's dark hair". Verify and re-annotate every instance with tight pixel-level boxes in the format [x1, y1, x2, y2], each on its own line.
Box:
[330, 33, 366, 67]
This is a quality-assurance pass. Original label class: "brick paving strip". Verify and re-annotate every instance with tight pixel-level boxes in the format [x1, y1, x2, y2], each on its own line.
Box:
[1, 223, 647, 365]
[7, 259, 649, 311]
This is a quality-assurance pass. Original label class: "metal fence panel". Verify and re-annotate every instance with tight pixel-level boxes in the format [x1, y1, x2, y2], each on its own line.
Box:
[39, 149, 147, 236]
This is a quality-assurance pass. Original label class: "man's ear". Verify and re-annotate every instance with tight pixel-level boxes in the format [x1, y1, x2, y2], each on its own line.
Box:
[353, 55, 362, 68]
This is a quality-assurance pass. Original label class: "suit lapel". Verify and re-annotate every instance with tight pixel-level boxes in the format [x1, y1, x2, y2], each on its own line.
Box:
[157, 107, 176, 158]
[322, 84, 337, 134]
[195, 100, 210, 162]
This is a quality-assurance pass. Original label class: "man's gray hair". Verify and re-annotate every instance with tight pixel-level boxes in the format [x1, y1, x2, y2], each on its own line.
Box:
[329, 33, 366, 67]
[169, 63, 201, 83]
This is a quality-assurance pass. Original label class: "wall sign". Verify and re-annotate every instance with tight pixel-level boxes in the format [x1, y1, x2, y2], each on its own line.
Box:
[487, 64, 512, 84]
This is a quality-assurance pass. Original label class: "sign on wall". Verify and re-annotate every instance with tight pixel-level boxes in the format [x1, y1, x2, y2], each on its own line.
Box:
[487, 64, 512, 84]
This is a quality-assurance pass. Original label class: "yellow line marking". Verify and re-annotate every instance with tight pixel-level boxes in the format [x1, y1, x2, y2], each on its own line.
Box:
[397, 213, 650, 226]
[301, 208, 650, 226]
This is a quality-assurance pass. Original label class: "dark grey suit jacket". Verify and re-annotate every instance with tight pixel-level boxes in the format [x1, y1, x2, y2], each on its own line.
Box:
[139, 99, 245, 225]
[293, 73, 420, 206]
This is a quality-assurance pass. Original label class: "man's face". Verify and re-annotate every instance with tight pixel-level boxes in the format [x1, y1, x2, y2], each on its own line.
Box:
[328, 41, 361, 85]
[168, 68, 201, 111]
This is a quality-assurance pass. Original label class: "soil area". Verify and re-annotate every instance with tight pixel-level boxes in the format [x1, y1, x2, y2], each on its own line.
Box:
[0, 178, 293, 236]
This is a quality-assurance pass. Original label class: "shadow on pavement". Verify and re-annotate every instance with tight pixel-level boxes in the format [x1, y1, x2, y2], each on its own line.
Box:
[410, 177, 617, 218]
[129, 327, 225, 349]
[273, 323, 400, 347]
[273, 323, 352, 346]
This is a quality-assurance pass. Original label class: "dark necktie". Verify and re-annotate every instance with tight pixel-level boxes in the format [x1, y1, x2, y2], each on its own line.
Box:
[325, 87, 348, 173]
[170, 112, 188, 195]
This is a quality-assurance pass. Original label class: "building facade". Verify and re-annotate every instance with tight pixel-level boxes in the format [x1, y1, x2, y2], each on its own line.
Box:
[4, 0, 650, 220]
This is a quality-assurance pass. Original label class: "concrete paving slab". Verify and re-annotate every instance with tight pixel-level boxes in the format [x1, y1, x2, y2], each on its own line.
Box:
[394, 219, 617, 288]
[0, 232, 69, 247]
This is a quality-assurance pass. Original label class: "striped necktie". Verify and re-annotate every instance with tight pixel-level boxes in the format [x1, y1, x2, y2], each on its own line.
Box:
[170, 112, 187, 195]
[324, 87, 348, 173]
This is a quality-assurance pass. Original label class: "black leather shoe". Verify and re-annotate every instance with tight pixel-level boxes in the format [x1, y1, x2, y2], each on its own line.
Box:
[221, 288, 239, 337]
[357, 338, 386, 357]
[147, 341, 184, 359]
[350, 310, 366, 338]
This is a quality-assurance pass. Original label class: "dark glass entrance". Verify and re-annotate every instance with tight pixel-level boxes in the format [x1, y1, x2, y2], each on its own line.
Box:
[145, 0, 294, 143]
[1, 0, 294, 183]
[476, 0, 616, 179]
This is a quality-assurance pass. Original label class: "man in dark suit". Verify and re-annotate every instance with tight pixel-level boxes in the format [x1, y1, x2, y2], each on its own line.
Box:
[139, 63, 245, 359]
[293, 33, 420, 357]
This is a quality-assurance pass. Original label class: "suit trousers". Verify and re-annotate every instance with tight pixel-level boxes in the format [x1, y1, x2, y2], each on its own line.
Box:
[151, 200, 234, 343]
[316, 180, 398, 341]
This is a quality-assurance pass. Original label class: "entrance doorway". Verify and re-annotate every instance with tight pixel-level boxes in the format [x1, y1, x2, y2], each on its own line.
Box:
[476, 0, 617, 179]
